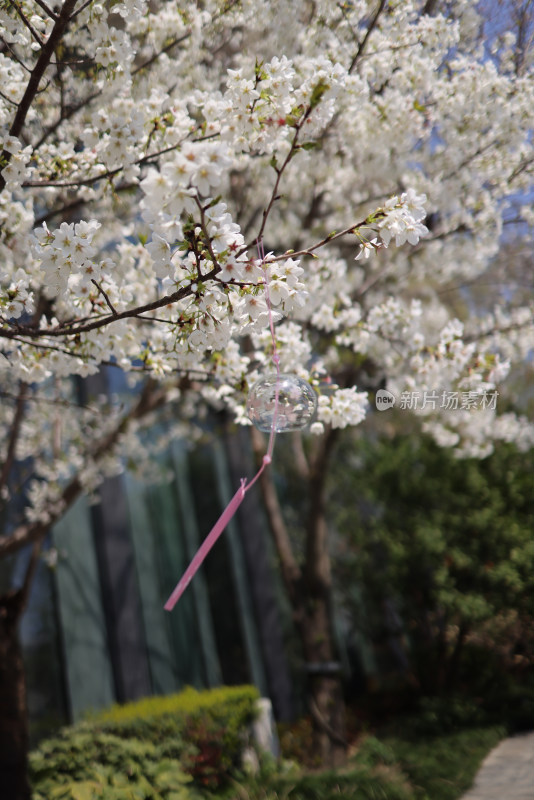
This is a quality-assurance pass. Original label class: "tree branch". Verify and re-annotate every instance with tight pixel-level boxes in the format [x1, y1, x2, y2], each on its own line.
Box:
[349, 0, 388, 73]
[2, 272, 214, 340]
[269, 215, 379, 262]
[0, 378, 169, 558]
[291, 431, 310, 481]
[250, 426, 303, 612]
[305, 426, 339, 589]
[422, 0, 440, 15]
[91, 279, 118, 316]
[9, 0, 45, 47]
[241, 106, 319, 254]
[32, 0, 59, 20]
[0, 0, 79, 192]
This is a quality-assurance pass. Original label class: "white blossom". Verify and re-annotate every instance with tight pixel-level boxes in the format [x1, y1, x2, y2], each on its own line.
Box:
[0, 0, 530, 532]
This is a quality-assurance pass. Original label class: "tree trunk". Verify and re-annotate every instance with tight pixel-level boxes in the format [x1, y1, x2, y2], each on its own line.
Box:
[0, 380, 171, 798]
[301, 590, 346, 766]
[302, 428, 346, 766]
[250, 425, 347, 767]
[0, 589, 31, 800]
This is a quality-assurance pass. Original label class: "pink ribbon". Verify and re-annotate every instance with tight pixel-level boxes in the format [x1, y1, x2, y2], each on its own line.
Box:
[164, 241, 280, 611]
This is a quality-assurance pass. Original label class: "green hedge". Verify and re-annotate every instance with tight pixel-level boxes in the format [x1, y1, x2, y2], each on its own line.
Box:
[30, 685, 260, 798]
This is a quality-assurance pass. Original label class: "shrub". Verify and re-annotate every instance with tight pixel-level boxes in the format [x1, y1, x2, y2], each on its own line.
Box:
[30, 728, 196, 799]
[30, 685, 260, 796]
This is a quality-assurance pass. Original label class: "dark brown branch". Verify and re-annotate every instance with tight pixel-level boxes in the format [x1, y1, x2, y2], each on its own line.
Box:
[241, 109, 316, 254]
[9, 0, 45, 47]
[34, 89, 101, 149]
[0, 378, 169, 559]
[0, 0, 79, 192]
[422, 0, 440, 14]
[308, 695, 348, 747]
[91, 279, 118, 316]
[25, 139, 183, 188]
[305, 426, 339, 588]
[250, 426, 303, 612]
[349, 0, 387, 73]
[269, 215, 380, 262]
[0, 35, 32, 73]
[69, 0, 93, 20]
[0, 88, 19, 107]
[0, 389, 98, 413]
[1, 268, 215, 340]
[34, 196, 87, 226]
[0, 333, 102, 357]
[32, 0, 59, 20]
[132, 32, 191, 76]
[464, 317, 534, 344]
[291, 431, 310, 480]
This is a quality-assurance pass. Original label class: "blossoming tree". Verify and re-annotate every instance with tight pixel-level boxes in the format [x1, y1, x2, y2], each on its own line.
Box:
[1, 0, 533, 795]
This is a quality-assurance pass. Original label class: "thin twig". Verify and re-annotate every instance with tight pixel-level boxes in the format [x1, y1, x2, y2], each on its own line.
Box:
[349, 0, 388, 73]
[69, 0, 94, 21]
[32, 0, 59, 20]
[132, 32, 191, 76]
[0, 389, 99, 413]
[91, 279, 118, 316]
[270, 217, 378, 262]
[24, 140, 183, 188]
[0, 35, 33, 72]
[0, 87, 19, 107]
[0, 267, 214, 340]
[9, 0, 45, 47]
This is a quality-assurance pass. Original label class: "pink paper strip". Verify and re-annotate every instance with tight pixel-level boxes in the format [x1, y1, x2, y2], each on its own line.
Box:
[164, 482, 246, 611]
[164, 239, 279, 612]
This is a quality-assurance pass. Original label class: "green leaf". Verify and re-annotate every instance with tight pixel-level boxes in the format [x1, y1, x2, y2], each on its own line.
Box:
[50, 787, 71, 799]
[69, 781, 103, 800]
[309, 80, 329, 109]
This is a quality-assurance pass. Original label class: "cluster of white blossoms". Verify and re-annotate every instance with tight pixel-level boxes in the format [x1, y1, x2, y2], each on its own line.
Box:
[0, 0, 533, 526]
[32, 220, 103, 298]
[378, 190, 429, 247]
[315, 388, 368, 432]
[354, 190, 429, 259]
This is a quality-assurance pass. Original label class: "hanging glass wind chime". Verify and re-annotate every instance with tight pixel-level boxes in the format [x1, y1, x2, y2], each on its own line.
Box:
[164, 243, 317, 611]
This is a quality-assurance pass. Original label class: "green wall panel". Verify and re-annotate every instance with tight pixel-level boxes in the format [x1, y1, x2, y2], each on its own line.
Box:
[124, 474, 178, 696]
[53, 498, 115, 720]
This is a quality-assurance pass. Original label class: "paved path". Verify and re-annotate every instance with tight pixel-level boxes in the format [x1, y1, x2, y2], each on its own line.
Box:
[461, 732, 534, 799]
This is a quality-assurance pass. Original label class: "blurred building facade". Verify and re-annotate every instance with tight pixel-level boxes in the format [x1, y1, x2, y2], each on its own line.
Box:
[17, 371, 295, 743]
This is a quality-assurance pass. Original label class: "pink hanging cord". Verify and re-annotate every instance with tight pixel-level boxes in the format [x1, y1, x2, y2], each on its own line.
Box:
[164, 240, 280, 611]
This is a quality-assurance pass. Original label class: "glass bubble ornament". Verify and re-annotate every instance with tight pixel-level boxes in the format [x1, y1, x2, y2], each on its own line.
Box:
[247, 373, 317, 432]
